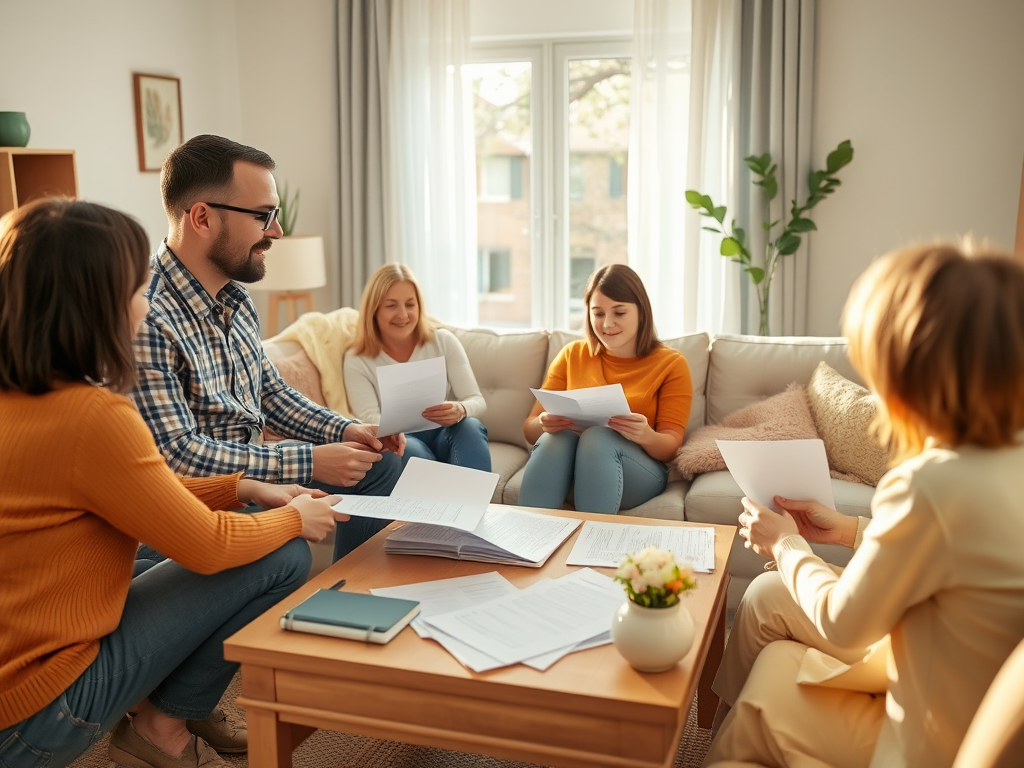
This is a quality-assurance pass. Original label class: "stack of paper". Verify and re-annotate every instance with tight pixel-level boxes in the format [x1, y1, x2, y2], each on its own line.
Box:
[565, 521, 716, 573]
[373, 569, 625, 672]
[384, 505, 581, 568]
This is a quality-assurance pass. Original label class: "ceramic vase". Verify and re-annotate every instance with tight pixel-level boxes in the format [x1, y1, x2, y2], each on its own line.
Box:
[611, 599, 695, 672]
[0, 112, 30, 147]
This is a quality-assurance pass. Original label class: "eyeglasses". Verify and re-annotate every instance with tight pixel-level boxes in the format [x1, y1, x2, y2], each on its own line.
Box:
[197, 202, 280, 231]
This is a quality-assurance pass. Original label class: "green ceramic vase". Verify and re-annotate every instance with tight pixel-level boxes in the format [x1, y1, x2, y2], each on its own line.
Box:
[0, 112, 31, 147]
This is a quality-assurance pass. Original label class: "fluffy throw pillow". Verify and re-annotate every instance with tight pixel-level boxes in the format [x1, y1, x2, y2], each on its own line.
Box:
[806, 362, 890, 486]
[264, 351, 327, 442]
[673, 384, 817, 480]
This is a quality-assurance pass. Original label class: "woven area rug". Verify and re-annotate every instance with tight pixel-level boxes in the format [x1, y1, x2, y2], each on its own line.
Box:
[71, 671, 713, 768]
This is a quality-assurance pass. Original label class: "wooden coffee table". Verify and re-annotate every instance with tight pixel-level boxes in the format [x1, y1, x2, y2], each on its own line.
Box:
[224, 510, 734, 768]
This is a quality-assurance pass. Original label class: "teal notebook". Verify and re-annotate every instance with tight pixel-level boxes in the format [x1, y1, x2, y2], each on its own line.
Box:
[280, 589, 421, 644]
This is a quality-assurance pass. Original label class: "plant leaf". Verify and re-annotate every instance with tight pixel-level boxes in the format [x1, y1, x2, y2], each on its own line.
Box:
[711, 205, 727, 224]
[701, 226, 722, 233]
[763, 176, 778, 201]
[746, 266, 765, 284]
[733, 226, 746, 246]
[685, 190, 704, 208]
[700, 194, 714, 211]
[826, 140, 854, 173]
[788, 217, 817, 233]
[720, 237, 743, 257]
[777, 233, 802, 255]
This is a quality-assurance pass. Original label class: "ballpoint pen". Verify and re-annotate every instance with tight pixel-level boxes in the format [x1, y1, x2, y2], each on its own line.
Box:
[329, 578, 347, 590]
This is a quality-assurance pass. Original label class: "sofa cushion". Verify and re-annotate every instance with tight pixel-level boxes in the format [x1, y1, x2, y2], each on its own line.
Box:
[706, 334, 859, 425]
[807, 362, 891, 486]
[442, 325, 550, 449]
[488, 442, 529, 504]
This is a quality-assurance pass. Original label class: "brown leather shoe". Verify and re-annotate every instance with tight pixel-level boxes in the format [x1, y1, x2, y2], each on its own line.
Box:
[185, 708, 247, 754]
[108, 716, 227, 768]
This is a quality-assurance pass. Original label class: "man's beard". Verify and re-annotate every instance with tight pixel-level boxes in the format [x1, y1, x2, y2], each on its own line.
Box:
[209, 229, 271, 284]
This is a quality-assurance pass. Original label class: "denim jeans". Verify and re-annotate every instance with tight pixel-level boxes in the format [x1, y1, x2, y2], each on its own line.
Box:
[0, 538, 311, 768]
[518, 426, 668, 515]
[402, 418, 491, 473]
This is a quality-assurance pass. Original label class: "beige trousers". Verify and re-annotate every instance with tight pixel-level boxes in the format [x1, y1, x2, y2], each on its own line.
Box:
[704, 571, 885, 768]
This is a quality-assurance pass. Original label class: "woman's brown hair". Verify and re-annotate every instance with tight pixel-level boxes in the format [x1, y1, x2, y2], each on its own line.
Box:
[583, 263, 661, 357]
[0, 198, 151, 394]
[842, 241, 1024, 463]
[351, 263, 436, 358]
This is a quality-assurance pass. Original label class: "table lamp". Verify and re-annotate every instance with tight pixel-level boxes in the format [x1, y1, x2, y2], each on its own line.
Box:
[257, 235, 326, 334]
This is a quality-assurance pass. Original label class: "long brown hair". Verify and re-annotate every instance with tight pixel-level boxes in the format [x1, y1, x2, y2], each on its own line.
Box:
[0, 198, 151, 394]
[351, 263, 436, 357]
[583, 264, 661, 357]
[842, 241, 1024, 463]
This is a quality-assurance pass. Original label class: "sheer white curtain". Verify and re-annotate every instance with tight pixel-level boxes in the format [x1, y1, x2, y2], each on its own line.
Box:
[387, 0, 478, 325]
[629, 0, 742, 337]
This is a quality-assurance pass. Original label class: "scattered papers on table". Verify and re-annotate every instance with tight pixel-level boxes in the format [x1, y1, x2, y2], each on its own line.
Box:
[565, 521, 715, 573]
[716, 439, 836, 512]
[384, 505, 581, 567]
[333, 458, 498, 532]
[376, 356, 447, 436]
[529, 384, 631, 429]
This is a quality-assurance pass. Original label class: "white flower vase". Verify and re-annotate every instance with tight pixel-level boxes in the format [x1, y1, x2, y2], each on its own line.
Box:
[611, 600, 695, 673]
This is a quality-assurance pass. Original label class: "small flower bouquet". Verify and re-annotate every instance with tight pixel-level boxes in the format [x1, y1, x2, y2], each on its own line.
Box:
[614, 546, 697, 609]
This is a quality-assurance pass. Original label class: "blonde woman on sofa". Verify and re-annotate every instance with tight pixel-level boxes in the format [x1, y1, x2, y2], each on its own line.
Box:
[706, 243, 1024, 768]
[344, 264, 491, 472]
[0, 199, 347, 768]
[519, 264, 692, 514]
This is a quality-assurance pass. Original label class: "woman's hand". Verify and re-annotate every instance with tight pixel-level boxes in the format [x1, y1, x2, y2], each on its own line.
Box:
[290, 494, 347, 543]
[422, 402, 466, 426]
[607, 413, 655, 445]
[538, 411, 575, 434]
[379, 432, 406, 456]
[737, 497, 800, 560]
[775, 496, 858, 548]
[237, 479, 325, 509]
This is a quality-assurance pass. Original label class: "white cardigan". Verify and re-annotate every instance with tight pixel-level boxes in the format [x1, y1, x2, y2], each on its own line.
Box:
[343, 328, 487, 424]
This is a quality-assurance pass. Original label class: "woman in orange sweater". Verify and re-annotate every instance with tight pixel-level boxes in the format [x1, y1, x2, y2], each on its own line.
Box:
[519, 264, 692, 514]
[0, 200, 345, 768]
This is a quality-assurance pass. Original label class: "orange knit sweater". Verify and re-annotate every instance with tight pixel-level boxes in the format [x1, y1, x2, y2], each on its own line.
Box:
[542, 341, 694, 436]
[0, 384, 303, 729]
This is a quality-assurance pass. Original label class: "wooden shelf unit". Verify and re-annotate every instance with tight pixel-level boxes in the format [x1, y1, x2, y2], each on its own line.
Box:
[0, 148, 78, 219]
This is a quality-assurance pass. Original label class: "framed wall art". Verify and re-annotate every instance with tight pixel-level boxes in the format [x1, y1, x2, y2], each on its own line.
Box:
[133, 73, 183, 172]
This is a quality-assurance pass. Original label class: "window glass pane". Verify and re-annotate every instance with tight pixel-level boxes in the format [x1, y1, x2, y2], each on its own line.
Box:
[567, 58, 631, 330]
[469, 61, 532, 327]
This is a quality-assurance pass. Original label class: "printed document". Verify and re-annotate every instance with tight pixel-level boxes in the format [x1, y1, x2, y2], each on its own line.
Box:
[565, 521, 716, 572]
[334, 458, 498, 532]
[716, 439, 835, 511]
[376, 356, 447, 436]
[529, 384, 631, 429]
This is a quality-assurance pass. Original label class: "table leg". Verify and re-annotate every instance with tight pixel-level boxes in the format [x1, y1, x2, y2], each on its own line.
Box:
[697, 597, 726, 729]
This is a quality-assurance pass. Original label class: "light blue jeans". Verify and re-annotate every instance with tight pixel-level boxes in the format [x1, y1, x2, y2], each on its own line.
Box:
[0, 539, 311, 768]
[518, 426, 668, 514]
[403, 418, 491, 473]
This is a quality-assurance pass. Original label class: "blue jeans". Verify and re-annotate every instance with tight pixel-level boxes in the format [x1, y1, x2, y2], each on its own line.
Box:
[518, 426, 668, 515]
[0, 539, 311, 768]
[403, 418, 491, 473]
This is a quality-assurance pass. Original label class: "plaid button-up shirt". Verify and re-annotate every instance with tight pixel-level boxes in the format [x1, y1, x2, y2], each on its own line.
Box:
[131, 244, 353, 483]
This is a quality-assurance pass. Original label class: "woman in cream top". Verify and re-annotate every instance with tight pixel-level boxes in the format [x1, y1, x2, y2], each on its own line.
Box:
[705, 242, 1024, 768]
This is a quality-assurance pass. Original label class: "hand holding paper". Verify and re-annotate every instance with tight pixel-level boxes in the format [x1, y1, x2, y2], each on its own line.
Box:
[530, 384, 631, 430]
[376, 357, 447, 436]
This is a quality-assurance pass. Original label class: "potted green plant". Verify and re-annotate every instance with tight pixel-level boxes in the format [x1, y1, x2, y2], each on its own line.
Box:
[686, 140, 854, 335]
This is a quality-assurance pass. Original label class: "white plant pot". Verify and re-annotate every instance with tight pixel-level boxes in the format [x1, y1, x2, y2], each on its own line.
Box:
[611, 600, 695, 673]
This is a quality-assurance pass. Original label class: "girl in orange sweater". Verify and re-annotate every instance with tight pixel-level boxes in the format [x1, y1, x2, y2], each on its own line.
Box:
[0, 200, 345, 768]
[520, 264, 692, 514]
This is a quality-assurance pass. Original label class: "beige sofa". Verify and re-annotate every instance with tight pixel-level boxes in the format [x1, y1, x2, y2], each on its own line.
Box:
[264, 323, 874, 607]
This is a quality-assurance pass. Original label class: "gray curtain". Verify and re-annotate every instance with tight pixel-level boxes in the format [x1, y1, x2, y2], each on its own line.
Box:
[337, 0, 392, 308]
[739, 0, 815, 335]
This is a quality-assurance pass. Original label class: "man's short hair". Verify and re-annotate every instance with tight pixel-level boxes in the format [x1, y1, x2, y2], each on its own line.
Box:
[160, 134, 276, 220]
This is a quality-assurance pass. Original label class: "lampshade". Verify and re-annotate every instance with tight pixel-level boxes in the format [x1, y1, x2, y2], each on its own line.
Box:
[257, 235, 326, 292]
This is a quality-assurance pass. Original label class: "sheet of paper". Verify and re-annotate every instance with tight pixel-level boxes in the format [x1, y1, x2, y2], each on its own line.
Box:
[376, 356, 447, 436]
[565, 521, 716, 572]
[716, 438, 835, 512]
[467, 505, 582, 562]
[424, 568, 625, 665]
[334, 458, 499, 531]
[529, 384, 631, 429]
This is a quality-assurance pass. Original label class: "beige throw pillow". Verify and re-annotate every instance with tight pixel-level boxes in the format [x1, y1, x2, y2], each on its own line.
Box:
[673, 384, 817, 480]
[806, 362, 890, 486]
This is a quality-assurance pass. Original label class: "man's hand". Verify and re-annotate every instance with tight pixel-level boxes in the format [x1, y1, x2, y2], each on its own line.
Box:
[343, 423, 384, 451]
[737, 497, 800, 560]
[538, 411, 575, 434]
[290, 494, 348, 542]
[422, 402, 465, 426]
[775, 496, 858, 548]
[607, 413, 654, 445]
[311, 442, 384, 487]
[237, 479, 326, 509]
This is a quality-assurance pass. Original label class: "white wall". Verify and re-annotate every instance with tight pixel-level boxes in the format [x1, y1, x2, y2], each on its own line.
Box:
[471, 0, 632, 39]
[0, 0, 243, 249]
[809, 0, 1024, 335]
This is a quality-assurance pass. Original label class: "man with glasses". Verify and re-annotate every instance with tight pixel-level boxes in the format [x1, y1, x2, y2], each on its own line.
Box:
[129, 136, 403, 750]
